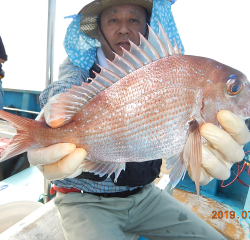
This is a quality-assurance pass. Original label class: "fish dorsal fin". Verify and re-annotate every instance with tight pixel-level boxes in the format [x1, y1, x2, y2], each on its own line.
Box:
[112, 52, 137, 73]
[148, 25, 169, 58]
[119, 47, 144, 69]
[47, 22, 182, 128]
[174, 39, 182, 55]
[106, 59, 128, 77]
[98, 22, 181, 74]
[129, 40, 153, 65]
[98, 65, 121, 82]
[92, 71, 114, 87]
[44, 85, 95, 128]
[139, 32, 161, 61]
[91, 22, 182, 86]
[158, 22, 177, 56]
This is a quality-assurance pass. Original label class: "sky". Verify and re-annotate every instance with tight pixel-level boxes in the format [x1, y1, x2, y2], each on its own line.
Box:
[0, 0, 249, 91]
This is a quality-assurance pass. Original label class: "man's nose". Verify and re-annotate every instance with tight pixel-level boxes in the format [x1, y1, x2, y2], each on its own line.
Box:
[118, 22, 129, 35]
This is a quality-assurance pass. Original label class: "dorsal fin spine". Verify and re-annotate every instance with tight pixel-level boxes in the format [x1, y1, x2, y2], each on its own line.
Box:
[70, 87, 95, 97]
[90, 79, 106, 89]
[63, 106, 82, 111]
[87, 78, 104, 92]
[71, 85, 95, 94]
[157, 22, 175, 55]
[120, 47, 144, 69]
[93, 71, 114, 84]
[106, 59, 128, 77]
[129, 40, 152, 65]
[60, 93, 89, 102]
[147, 25, 169, 57]
[60, 101, 84, 108]
[65, 90, 90, 101]
[173, 39, 181, 55]
[113, 52, 137, 73]
[93, 73, 113, 88]
[80, 83, 99, 93]
[98, 64, 121, 82]
[139, 32, 160, 61]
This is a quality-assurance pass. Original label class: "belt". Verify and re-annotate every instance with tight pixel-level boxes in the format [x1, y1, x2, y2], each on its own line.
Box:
[51, 185, 141, 198]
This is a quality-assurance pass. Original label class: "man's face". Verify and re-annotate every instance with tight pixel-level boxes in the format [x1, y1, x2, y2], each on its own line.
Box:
[98, 4, 147, 61]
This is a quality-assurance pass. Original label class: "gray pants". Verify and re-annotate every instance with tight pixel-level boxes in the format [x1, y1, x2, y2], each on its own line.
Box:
[54, 183, 226, 240]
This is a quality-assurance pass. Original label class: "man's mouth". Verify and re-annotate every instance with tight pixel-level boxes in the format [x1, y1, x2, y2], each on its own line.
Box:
[117, 41, 130, 49]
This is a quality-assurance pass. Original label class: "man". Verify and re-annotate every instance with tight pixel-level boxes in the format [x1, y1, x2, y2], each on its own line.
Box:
[0, 36, 7, 110]
[28, 1, 249, 239]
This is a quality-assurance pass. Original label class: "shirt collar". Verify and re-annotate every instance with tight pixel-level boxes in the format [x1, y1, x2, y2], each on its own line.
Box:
[97, 47, 108, 68]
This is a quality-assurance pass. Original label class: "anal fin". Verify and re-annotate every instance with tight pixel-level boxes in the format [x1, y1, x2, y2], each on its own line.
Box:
[166, 152, 187, 189]
[80, 159, 126, 181]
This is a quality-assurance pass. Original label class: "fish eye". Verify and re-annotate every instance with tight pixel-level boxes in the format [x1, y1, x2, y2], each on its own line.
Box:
[226, 77, 243, 96]
[231, 84, 240, 93]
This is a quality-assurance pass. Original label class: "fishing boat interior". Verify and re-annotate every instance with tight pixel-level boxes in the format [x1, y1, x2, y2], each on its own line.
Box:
[0, 0, 249, 240]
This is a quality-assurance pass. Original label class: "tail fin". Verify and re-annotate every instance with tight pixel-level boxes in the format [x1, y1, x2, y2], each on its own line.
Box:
[0, 110, 42, 162]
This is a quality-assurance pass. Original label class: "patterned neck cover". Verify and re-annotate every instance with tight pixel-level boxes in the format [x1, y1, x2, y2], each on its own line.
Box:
[63, 0, 184, 71]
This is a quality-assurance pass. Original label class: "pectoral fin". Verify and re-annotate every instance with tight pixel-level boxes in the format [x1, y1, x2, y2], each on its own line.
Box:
[183, 119, 202, 197]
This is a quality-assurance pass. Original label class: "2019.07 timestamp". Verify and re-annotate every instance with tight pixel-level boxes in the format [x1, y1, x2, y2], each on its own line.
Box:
[212, 211, 250, 219]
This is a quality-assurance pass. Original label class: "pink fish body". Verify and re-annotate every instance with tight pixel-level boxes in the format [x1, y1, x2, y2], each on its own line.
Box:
[1, 23, 250, 192]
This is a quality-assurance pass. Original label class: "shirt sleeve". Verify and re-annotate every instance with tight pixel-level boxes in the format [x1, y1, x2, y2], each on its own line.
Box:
[39, 57, 90, 108]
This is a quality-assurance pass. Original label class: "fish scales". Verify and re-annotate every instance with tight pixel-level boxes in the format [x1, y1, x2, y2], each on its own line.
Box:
[80, 88, 195, 162]
[29, 57, 199, 163]
[1, 23, 250, 191]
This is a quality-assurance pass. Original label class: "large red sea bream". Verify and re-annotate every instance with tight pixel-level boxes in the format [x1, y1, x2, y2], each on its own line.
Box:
[1, 23, 250, 194]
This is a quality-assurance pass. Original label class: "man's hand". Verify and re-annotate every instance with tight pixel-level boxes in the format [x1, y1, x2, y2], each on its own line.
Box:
[28, 95, 87, 181]
[0, 58, 6, 64]
[28, 143, 87, 181]
[197, 110, 250, 185]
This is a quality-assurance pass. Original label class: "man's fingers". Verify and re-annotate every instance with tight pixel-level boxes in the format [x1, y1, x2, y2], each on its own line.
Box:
[197, 110, 250, 186]
[217, 110, 250, 145]
[199, 168, 213, 186]
[43, 148, 87, 180]
[200, 123, 245, 163]
[28, 143, 76, 166]
[28, 144, 87, 181]
[201, 144, 232, 180]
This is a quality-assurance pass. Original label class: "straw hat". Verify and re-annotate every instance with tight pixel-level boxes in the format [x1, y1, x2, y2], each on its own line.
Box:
[79, 0, 155, 39]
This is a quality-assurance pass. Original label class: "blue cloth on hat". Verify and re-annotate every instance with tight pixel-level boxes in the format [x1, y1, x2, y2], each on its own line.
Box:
[150, 0, 184, 53]
[63, 15, 101, 71]
[63, 0, 184, 71]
